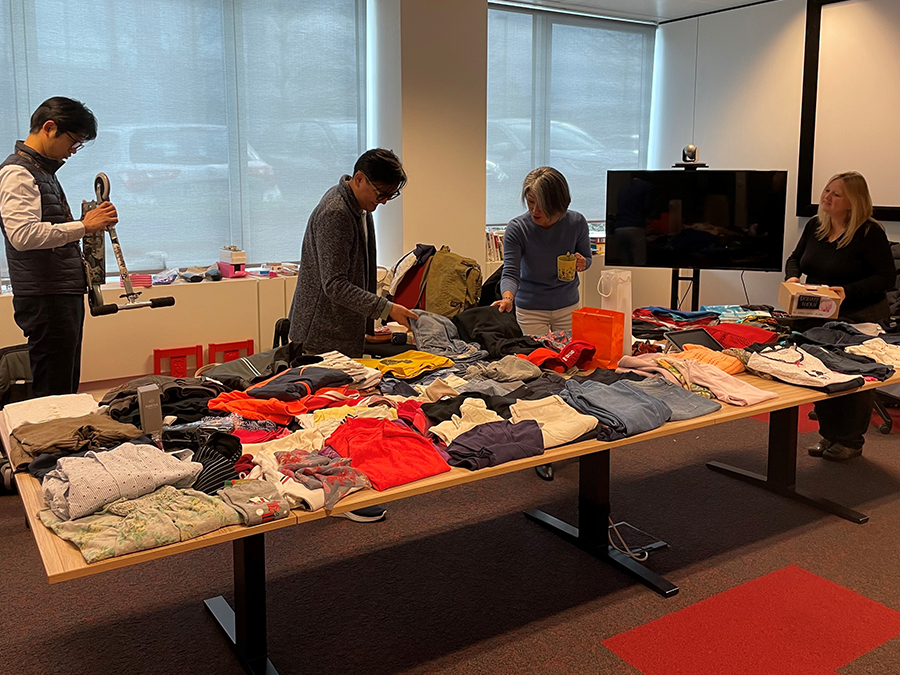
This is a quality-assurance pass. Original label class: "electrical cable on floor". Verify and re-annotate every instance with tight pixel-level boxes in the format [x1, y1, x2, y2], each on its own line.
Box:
[608, 517, 649, 562]
[741, 270, 750, 305]
[678, 280, 692, 310]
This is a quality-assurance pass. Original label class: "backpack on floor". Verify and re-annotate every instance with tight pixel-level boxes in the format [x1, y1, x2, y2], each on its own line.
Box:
[0, 344, 31, 494]
[0, 344, 33, 409]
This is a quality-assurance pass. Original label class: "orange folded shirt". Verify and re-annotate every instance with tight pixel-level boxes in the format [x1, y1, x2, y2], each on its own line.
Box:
[206, 391, 307, 425]
[207, 386, 365, 424]
[667, 344, 745, 374]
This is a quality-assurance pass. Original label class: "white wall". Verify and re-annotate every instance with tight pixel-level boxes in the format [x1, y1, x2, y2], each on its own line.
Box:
[647, 0, 900, 310]
[645, 0, 807, 309]
[399, 0, 487, 264]
[815, 0, 900, 205]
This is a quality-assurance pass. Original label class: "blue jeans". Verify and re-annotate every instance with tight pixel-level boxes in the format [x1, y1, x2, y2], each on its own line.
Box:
[560, 379, 671, 437]
[630, 377, 721, 421]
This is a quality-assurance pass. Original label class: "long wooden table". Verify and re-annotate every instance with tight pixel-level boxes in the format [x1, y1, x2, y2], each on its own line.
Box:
[10, 372, 900, 675]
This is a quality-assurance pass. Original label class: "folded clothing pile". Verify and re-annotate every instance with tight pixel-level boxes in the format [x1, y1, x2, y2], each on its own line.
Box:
[244, 366, 353, 401]
[315, 350, 382, 389]
[452, 306, 542, 358]
[9, 413, 143, 471]
[2, 393, 99, 433]
[561, 379, 672, 441]
[217, 480, 289, 525]
[42, 442, 202, 521]
[101, 375, 228, 425]
[40, 485, 241, 563]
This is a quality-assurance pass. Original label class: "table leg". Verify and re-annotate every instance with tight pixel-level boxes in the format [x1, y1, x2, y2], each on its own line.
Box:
[525, 451, 678, 598]
[204, 533, 280, 675]
[707, 406, 868, 524]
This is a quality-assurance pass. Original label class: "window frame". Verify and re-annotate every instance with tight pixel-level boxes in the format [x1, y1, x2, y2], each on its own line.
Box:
[486, 3, 656, 229]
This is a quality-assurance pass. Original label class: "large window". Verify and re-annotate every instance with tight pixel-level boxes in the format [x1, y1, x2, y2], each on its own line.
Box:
[487, 7, 655, 228]
[0, 0, 365, 278]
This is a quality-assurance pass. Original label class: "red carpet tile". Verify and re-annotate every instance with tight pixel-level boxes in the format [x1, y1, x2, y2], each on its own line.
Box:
[752, 403, 819, 433]
[603, 565, 900, 675]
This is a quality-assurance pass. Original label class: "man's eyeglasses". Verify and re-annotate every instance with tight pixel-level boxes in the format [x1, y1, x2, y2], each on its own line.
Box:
[64, 131, 85, 152]
[362, 173, 402, 202]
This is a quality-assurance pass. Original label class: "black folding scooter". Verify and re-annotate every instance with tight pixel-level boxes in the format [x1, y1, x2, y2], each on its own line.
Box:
[82, 172, 175, 316]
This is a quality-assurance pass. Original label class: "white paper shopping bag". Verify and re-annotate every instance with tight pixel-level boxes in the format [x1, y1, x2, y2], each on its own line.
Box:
[598, 268, 632, 358]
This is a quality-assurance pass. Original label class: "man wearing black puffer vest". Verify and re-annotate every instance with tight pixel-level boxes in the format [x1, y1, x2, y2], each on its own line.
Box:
[0, 97, 118, 396]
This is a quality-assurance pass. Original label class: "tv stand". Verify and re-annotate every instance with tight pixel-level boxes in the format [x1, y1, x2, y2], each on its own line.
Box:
[670, 269, 701, 311]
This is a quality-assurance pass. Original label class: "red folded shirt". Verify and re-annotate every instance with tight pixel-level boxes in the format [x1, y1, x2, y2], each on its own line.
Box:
[704, 323, 777, 349]
[327, 418, 450, 491]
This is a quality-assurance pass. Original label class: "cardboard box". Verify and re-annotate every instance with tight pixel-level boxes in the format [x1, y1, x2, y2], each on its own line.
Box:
[220, 248, 247, 264]
[778, 282, 841, 319]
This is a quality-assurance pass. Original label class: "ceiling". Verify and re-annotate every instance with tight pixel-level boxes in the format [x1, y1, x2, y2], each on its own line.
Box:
[498, 0, 780, 24]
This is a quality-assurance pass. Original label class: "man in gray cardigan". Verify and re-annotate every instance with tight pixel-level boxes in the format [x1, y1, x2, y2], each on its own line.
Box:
[288, 149, 417, 523]
[289, 148, 416, 358]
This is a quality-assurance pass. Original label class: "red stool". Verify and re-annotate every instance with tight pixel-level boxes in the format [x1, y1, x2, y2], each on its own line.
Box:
[153, 345, 203, 378]
[209, 339, 254, 364]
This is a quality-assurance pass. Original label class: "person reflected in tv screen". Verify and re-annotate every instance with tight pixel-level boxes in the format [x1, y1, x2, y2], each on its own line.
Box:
[784, 171, 895, 462]
[609, 176, 651, 265]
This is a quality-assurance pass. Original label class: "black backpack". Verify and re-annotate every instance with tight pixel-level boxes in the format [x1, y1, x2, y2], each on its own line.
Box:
[0, 344, 33, 409]
[0, 344, 32, 492]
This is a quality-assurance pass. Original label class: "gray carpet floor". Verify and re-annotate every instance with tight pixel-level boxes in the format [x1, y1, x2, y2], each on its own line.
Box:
[2, 412, 899, 675]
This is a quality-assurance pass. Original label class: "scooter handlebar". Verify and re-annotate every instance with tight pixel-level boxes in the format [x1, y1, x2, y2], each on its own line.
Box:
[150, 296, 176, 308]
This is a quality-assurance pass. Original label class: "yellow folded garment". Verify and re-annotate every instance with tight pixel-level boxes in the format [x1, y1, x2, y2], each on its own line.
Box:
[354, 350, 455, 379]
[313, 405, 397, 423]
[668, 344, 745, 374]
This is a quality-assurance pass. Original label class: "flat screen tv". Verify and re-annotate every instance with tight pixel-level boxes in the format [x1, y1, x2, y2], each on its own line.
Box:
[604, 170, 787, 272]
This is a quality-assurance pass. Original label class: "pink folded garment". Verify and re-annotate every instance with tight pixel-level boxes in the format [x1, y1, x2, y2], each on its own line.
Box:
[231, 428, 290, 444]
[616, 354, 681, 384]
[658, 357, 777, 407]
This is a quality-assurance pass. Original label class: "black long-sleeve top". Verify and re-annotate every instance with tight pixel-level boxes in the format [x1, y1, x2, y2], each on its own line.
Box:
[784, 217, 895, 315]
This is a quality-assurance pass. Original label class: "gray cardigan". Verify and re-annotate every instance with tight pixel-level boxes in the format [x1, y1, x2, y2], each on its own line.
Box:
[288, 177, 390, 357]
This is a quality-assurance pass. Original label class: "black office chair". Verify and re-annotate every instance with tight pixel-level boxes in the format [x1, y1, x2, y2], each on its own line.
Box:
[273, 318, 290, 348]
[807, 392, 893, 434]
[872, 396, 893, 434]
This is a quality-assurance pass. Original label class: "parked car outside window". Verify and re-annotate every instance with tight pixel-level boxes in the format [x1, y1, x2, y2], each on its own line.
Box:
[62, 124, 281, 271]
[486, 118, 640, 224]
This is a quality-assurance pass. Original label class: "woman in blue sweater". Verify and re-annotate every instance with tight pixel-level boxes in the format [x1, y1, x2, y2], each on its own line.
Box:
[493, 167, 593, 335]
[494, 167, 593, 481]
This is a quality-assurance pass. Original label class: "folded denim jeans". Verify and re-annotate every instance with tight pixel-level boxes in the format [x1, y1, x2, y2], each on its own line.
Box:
[560, 379, 671, 437]
[630, 377, 721, 421]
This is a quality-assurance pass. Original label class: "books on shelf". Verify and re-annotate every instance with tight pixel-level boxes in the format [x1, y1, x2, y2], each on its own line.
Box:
[485, 227, 504, 263]
[483, 224, 605, 260]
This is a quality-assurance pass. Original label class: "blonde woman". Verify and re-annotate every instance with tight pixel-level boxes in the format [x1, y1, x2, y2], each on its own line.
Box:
[493, 167, 592, 335]
[785, 171, 895, 460]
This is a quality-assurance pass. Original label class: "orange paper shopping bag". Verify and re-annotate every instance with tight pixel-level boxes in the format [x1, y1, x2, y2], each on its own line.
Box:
[572, 307, 625, 369]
